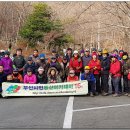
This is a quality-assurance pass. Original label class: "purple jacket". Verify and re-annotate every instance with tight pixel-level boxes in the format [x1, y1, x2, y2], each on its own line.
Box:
[0, 57, 13, 75]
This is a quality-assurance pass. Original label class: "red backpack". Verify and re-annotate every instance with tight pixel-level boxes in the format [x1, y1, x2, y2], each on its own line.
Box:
[128, 73, 130, 80]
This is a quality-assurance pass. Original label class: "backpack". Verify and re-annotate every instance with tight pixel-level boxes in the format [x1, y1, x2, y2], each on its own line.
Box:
[128, 73, 130, 80]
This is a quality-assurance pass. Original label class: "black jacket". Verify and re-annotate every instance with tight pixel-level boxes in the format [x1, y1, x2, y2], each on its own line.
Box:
[101, 57, 110, 75]
[13, 55, 26, 69]
[37, 73, 48, 84]
[23, 62, 38, 75]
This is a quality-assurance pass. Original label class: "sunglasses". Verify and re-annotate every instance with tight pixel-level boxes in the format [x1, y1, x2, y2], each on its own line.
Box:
[69, 73, 74, 74]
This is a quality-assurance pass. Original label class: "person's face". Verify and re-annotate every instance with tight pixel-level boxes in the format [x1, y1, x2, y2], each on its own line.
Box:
[0, 66, 3, 73]
[16, 51, 22, 56]
[33, 51, 38, 56]
[92, 55, 97, 60]
[38, 70, 44, 75]
[113, 51, 118, 55]
[112, 57, 116, 61]
[69, 72, 75, 77]
[5, 54, 9, 57]
[52, 52, 56, 56]
[27, 71, 32, 76]
[7, 75, 13, 81]
[81, 53, 84, 57]
[63, 59, 67, 63]
[85, 69, 89, 73]
[51, 58, 56, 62]
[85, 51, 89, 56]
[28, 60, 33, 64]
[67, 50, 72, 55]
[102, 54, 107, 58]
[13, 72, 18, 75]
[74, 53, 78, 58]
[51, 70, 56, 76]
[98, 52, 102, 55]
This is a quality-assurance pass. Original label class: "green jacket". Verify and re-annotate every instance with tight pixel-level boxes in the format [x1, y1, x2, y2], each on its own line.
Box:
[122, 59, 130, 75]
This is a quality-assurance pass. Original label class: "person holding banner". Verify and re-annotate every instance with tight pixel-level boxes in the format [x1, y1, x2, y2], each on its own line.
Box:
[47, 67, 61, 83]
[24, 68, 37, 84]
[37, 67, 48, 84]
[0, 65, 7, 93]
[12, 68, 23, 83]
[81, 66, 96, 97]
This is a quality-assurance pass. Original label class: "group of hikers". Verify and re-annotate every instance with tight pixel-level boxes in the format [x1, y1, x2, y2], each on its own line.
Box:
[0, 47, 130, 97]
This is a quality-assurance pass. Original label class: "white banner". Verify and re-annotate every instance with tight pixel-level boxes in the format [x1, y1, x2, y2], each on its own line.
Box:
[2, 80, 88, 97]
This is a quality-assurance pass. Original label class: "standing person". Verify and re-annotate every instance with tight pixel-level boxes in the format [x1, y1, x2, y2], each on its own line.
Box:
[91, 48, 97, 55]
[13, 48, 26, 75]
[100, 49, 110, 96]
[0, 50, 5, 59]
[82, 48, 92, 68]
[119, 50, 124, 60]
[127, 68, 130, 96]
[97, 48, 103, 61]
[112, 49, 123, 92]
[110, 54, 122, 97]
[46, 56, 62, 75]
[81, 66, 96, 97]
[67, 69, 79, 82]
[37, 67, 48, 84]
[88, 53, 101, 95]
[80, 49, 84, 58]
[23, 57, 38, 75]
[0, 51, 13, 75]
[113, 49, 121, 60]
[0, 65, 7, 93]
[122, 52, 130, 95]
[24, 68, 37, 84]
[60, 56, 69, 82]
[69, 50, 83, 77]
[30, 49, 39, 63]
[12, 68, 23, 83]
[51, 49, 59, 59]
[47, 67, 61, 83]
[37, 53, 47, 72]
[66, 48, 73, 62]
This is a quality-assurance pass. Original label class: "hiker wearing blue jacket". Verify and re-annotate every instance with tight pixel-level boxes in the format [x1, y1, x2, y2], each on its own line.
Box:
[81, 66, 96, 97]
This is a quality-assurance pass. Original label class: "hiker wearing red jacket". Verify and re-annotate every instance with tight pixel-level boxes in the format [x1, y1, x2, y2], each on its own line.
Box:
[67, 69, 79, 82]
[110, 54, 121, 97]
[88, 53, 101, 95]
[69, 50, 83, 77]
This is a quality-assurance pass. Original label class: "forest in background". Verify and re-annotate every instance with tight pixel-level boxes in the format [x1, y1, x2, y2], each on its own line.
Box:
[0, 1, 130, 55]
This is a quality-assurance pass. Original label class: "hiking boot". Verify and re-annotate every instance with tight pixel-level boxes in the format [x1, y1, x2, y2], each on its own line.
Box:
[102, 92, 109, 96]
[90, 92, 94, 97]
[124, 93, 129, 96]
[95, 92, 99, 96]
[113, 93, 120, 97]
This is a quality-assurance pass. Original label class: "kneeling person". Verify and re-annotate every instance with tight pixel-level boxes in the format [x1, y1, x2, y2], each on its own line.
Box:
[47, 67, 61, 83]
[67, 69, 79, 82]
[12, 68, 23, 83]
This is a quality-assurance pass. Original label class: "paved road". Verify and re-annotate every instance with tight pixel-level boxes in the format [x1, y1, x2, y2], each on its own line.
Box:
[0, 97, 68, 128]
[0, 95, 130, 129]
